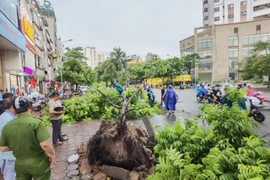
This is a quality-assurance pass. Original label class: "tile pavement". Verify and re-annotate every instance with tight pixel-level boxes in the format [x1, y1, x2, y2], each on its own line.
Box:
[50, 120, 101, 180]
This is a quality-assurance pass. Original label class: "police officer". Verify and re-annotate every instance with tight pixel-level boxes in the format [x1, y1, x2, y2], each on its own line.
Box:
[0, 96, 55, 180]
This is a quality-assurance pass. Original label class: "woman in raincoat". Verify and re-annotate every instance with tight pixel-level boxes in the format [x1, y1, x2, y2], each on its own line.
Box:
[164, 85, 177, 113]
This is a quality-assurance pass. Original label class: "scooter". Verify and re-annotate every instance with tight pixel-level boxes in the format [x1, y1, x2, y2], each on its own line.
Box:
[247, 89, 270, 102]
[196, 93, 207, 102]
[32, 100, 46, 111]
[248, 99, 265, 123]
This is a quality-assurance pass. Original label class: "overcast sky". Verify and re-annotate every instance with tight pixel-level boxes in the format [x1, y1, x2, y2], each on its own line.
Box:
[46, 0, 202, 59]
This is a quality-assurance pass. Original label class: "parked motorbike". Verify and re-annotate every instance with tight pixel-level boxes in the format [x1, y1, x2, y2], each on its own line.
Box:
[248, 99, 265, 123]
[32, 100, 46, 111]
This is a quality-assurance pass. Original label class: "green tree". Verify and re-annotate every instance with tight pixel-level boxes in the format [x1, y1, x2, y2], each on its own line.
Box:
[64, 47, 87, 61]
[181, 53, 200, 75]
[241, 41, 270, 80]
[94, 59, 117, 84]
[110, 47, 127, 77]
[56, 47, 95, 88]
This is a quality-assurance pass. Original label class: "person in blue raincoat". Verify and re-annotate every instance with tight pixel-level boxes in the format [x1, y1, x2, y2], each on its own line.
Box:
[164, 85, 177, 113]
[113, 82, 123, 95]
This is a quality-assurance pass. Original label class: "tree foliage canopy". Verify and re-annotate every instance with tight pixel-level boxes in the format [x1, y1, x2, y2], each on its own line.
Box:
[56, 47, 95, 86]
[93, 51, 200, 85]
[241, 41, 270, 80]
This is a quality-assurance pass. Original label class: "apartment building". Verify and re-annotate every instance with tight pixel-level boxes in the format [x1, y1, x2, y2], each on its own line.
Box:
[0, 0, 61, 94]
[97, 52, 107, 64]
[203, 0, 270, 26]
[84, 47, 97, 69]
[180, 18, 270, 82]
[145, 52, 160, 61]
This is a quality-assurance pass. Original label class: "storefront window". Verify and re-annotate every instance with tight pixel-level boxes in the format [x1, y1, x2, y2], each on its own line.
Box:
[0, 0, 19, 27]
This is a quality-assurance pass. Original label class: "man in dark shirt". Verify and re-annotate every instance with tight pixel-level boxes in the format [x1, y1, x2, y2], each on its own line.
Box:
[213, 85, 222, 102]
[160, 86, 166, 107]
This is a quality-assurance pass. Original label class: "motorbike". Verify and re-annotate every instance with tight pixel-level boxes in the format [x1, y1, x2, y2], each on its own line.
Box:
[248, 98, 265, 123]
[32, 99, 46, 111]
[196, 93, 208, 102]
[247, 89, 270, 102]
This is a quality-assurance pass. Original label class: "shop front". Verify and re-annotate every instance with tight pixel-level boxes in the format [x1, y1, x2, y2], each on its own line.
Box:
[0, 10, 26, 91]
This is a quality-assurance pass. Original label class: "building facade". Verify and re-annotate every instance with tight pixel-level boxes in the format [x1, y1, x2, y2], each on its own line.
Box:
[97, 52, 107, 65]
[203, 0, 270, 26]
[180, 19, 270, 83]
[0, 0, 26, 92]
[0, 0, 61, 95]
[84, 47, 97, 69]
[145, 52, 160, 61]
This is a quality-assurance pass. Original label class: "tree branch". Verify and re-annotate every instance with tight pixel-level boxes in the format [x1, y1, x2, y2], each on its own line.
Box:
[126, 89, 141, 106]
[97, 89, 121, 109]
[120, 106, 147, 122]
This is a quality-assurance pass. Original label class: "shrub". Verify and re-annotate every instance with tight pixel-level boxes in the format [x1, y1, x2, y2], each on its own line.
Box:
[60, 82, 161, 124]
[148, 104, 270, 179]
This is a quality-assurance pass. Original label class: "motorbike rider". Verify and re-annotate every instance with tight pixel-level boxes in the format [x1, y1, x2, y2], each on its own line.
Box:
[199, 84, 207, 97]
[221, 87, 247, 110]
[207, 86, 217, 104]
[213, 84, 222, 102]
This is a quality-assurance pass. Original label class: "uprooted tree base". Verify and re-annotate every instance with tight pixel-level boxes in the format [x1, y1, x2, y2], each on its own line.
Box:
[87, 120, 156, 171]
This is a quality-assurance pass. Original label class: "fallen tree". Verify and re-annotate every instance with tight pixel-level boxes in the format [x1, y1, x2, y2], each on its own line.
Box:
[87, 87, 156, 172]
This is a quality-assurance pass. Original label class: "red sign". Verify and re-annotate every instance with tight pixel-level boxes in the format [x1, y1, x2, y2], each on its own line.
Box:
[26, 38, 36, 54]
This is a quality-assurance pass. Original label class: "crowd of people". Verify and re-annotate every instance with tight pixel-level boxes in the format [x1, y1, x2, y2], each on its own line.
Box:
[0, 90, 70, 179]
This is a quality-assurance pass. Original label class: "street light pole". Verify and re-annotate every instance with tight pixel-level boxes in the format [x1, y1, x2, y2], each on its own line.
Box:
[60, 39, 73, 93]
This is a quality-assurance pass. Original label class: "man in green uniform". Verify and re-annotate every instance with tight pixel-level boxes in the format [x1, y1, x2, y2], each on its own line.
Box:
[0, 96, 55, 180]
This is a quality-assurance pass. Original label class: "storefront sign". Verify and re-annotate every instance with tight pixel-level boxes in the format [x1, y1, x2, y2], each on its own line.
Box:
[24, 67, 34, 75]
[0, 12, 26, 51]
[26, 38, 36, 54]
[23, 17, 35, 42]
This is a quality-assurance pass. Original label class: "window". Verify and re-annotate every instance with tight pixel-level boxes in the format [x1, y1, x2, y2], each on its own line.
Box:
[0, 0, 19, 27]
[229, 72, 238, 81]
[182, 47, 194, 56]
[214, 0, 220, 2]
[229, 60, 238, 69]
[243, 47, 254, 57]
[35, 33, 41, 48]
[198, 51, 212, 60]
[241, 11, 247, 16]
[214, 17, 220, 21]
[228, 14, 234, 18]
[229, 48, 239, 58]
[234, 27, 238, 33]
[229, 37, 239, 46]
[256, 25, 261, 31]
[228, 4, 234, 9]
[214, 7, 220, 12]
[199, 62, 213, 71]
[198, 39, 212, 49]
[241, 1, 247, 7]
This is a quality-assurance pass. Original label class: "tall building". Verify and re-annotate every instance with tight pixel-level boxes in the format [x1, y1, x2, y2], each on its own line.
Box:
[40, 1, 61, 91]
[180, 18, 270, 82]
[84, 47, 97, 69]
[97, 52, 107, 64]
[203, 0, 270, 26]
[145, 52, 160, 61]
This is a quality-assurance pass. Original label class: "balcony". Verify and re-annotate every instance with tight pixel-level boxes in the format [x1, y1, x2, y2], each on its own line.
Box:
[253, 0, 270, 7]
[203, 0, 208, 5]
[253, 5, 270, 17]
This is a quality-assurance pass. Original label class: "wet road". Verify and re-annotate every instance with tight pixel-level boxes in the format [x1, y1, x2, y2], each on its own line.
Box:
[133, 88, 270, 144]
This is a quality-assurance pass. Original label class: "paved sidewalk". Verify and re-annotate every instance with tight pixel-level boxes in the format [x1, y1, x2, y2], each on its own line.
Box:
[50, 120, 101, 180]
